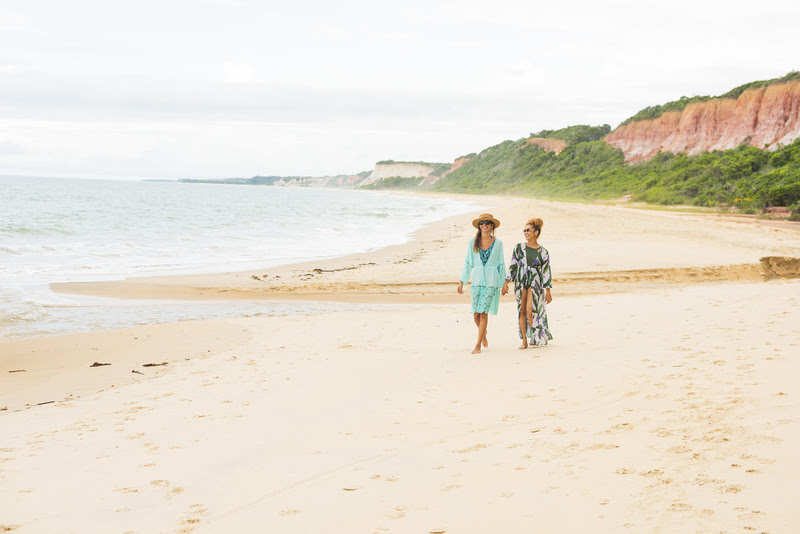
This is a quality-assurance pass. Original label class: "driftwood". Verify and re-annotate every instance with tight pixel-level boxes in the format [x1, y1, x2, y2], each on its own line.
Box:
[8, 369, 26, 373]
[143, 362, 168, 367]
[90, 362, 111, 367]
[132, 370, 144, 375]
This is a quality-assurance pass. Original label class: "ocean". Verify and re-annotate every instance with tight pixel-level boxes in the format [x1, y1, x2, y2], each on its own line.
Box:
[0, 176, 476, 339]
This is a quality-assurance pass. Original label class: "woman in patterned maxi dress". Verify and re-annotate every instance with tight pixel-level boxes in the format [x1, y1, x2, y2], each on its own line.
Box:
[502, 218, 552, 348]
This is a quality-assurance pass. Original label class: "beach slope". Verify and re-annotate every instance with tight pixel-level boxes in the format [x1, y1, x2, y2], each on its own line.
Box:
[2, 196, 800, 533]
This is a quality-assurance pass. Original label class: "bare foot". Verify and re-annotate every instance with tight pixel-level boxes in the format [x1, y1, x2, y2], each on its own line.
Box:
[482, 337, 488, 348]
[518, 342, 528, 350]
[471, 347, 482, 354]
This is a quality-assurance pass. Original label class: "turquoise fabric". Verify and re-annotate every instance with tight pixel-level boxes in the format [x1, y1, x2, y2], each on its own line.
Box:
[461, 237, 505, 316]
[478, 240, 495, 265]
[460, 238, 506, 289]
[471, 285, 500, 315]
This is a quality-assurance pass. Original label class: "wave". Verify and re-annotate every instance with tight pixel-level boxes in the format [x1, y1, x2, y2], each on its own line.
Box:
[2, 181, 478, 337]
[0, 299, 48, 324]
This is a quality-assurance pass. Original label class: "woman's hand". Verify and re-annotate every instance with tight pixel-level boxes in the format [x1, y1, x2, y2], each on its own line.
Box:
[457, 282, 464, 294]
[501, 281, 509, 296]
[545, 288, 553, 304]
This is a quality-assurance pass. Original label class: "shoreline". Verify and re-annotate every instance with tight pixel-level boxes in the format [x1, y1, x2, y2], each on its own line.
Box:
[50, 193, 800, 304]
[3, 193, 800, 532]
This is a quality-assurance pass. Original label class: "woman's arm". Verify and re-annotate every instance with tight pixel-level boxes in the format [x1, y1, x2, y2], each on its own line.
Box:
[506, 243, 522, 281]
[542, 248, 553, 303]
[541, 248, 552, 289]
[458, 239, 474, 293]
[500, 241, 514, 295]
[496, 240, 506, 283]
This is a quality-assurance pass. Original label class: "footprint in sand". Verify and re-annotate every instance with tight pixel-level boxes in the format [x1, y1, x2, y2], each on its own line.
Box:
[387, 506, 406, 520]
[603, 423, 634, 434]
[177, 504, 208, 534]
[587, 443, 619, 451]
[669, 502, 692, 512]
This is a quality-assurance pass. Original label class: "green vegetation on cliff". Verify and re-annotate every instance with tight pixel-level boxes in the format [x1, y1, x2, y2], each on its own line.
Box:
[620, 96, 714, 126]
[432, 135, 800, 212]
[360, 177, 424, 190]
[532, 124, 611, 145]
[719, 70, 800, 99]
[621, 71, 800, 126]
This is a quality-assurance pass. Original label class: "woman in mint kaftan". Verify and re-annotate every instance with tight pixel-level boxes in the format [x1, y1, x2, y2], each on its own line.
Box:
[458, 214, 505, 354]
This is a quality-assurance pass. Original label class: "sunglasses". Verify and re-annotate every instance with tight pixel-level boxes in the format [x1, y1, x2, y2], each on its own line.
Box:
[478, 221, 493, 226]
[523, 226, 540, 233]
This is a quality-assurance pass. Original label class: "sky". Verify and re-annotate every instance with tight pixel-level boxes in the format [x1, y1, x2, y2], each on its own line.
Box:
[1, 0, 799, 180]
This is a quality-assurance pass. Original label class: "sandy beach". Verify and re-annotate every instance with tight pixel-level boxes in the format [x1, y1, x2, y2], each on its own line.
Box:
[2, 194, 800, 533]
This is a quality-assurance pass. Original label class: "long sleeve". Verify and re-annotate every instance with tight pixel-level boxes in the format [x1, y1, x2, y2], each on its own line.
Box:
[460, 239, 474, 284]
[506, 243, 522, 281]
[495, 240, 505, 285]
[541, 248, 552, 288]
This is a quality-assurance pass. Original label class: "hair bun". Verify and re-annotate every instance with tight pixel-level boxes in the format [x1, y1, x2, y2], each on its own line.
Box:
[526, 217, 544, 229]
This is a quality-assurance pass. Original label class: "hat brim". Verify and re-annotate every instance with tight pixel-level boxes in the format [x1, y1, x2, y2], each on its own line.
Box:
[472, 217, 501, 229]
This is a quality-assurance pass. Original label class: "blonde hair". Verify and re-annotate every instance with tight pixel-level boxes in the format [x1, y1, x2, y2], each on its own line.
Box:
[526, 217, 543, 236]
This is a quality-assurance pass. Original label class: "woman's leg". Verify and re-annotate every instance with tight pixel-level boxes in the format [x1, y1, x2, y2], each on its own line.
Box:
[472, 313, 489, 354]
[525, 287, 534, 333]
[518, 289, 529, 349]
[473, 311, 488, 348]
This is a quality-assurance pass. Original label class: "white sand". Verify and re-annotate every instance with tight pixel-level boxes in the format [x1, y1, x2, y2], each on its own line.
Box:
[2, 196, 799, 533]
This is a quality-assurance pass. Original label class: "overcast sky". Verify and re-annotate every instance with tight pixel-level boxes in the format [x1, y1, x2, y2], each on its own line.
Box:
[1, 0, 798, 180]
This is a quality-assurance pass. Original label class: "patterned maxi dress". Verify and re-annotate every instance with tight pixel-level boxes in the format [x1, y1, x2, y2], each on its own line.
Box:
[506, 243, 553, 345]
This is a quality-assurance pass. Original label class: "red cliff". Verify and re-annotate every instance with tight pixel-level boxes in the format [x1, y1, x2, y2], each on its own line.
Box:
[525, 137, 567, 154]
[427, 156, 472, 184]
[605, 81, 800, 162]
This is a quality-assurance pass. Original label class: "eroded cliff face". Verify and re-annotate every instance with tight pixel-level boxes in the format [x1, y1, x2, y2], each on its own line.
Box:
[605, 81, 800, 162]
[360, 163, 436, 186]
[526, 137, 567, 154]
[274, 175, 362, 187]
[427, 156, 471, 184]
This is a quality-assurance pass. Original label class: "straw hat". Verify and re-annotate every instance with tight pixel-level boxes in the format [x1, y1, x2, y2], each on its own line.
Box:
[472, 213, 501, 229]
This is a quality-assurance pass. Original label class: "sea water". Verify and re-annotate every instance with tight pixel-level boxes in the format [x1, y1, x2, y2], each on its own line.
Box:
[0, 176, 476, 339]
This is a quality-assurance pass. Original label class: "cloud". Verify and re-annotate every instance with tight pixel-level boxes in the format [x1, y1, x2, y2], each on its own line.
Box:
[0, 140, 25, 155]
[2, 0, 799, 180]
[223, 62, 254, 84]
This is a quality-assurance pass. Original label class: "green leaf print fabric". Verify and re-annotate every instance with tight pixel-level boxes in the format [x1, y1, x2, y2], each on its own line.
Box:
[506, 243, 553, 345]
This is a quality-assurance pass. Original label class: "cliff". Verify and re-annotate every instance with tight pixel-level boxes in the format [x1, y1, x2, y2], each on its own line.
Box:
[525, 137, 568, 154]
[426, 156, 472, 185]
[360, 162, 438, 186]
[273, 174, 365, 188]
[605, 81, 800, 162]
